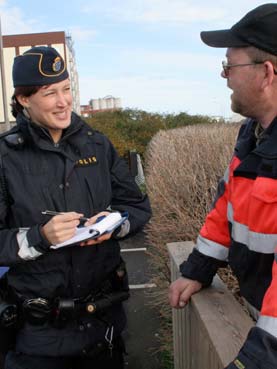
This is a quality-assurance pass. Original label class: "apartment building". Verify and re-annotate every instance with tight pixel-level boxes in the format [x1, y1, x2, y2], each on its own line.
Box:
[0, 31, 80, 125]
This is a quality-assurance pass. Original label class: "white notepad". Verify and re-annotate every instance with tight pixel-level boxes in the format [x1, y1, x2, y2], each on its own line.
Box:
[51, 212, 127, 249]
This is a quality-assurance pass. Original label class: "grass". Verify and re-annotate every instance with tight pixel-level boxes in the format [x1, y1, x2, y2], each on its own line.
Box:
[144, 122, 241, 363]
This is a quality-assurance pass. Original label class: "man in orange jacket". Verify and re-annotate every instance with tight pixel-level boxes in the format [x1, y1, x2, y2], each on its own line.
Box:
[169, 4, 277, 369]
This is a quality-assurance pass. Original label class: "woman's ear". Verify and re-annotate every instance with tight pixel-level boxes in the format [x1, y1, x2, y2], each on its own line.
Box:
[16, 95, 30, 108]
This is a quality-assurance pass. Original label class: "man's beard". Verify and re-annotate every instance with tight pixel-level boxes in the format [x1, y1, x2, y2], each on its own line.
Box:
[231, 95, 250, 118]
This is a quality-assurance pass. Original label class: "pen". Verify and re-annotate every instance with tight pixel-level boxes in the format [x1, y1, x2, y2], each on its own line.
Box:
[41, 210, 89, 223]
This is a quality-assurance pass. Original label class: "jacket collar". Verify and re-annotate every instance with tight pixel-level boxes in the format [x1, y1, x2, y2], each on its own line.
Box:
[16, 111, 91, 152]
[235, 117, 277, 159]
[234, 117, 277, 178]
[253, 117, 277, 159]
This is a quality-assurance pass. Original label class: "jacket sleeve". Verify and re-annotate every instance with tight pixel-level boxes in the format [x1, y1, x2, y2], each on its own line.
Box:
[225, 256, 277, 368]
[180, 121, 252, 285]
[180, 162, 232, 286]
[0, 161, 50, 266]
[107, 141, 151, 238]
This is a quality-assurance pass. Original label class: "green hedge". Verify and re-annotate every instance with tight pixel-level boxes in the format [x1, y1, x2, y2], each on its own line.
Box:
[84, 109, 223, 158]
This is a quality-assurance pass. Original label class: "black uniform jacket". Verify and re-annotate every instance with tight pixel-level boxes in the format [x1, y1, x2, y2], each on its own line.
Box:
[0, 112, 151, 356]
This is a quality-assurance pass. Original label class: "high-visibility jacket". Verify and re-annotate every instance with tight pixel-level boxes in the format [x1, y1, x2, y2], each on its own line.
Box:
[180, 117, 277, 368]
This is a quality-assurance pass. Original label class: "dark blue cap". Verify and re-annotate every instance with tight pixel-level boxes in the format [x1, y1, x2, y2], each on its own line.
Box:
[201, 3, 277, 55]
[12, 46, 69, 87]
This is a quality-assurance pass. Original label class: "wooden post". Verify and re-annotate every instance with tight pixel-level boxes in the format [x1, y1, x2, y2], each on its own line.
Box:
[168, 241, 254, 369]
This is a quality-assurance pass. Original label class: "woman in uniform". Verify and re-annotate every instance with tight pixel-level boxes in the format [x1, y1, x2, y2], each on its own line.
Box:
[0, 46, 151, 369]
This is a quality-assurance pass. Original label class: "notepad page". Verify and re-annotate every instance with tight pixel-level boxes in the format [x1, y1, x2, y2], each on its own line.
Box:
[51, 212, 122, 249]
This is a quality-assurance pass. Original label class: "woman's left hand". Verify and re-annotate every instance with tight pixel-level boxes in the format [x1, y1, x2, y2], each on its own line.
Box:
[80, 211, 113, 247]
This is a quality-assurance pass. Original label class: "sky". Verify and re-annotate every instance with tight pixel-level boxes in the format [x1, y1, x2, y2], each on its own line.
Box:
[0, 0, 271, 118]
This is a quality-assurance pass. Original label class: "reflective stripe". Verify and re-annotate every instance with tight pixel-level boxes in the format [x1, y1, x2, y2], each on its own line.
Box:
[257, 315, 277, 338]
[227, 202, 233, 223]
[228, 202, 277, 254]
[196, 235, 229, 261]
[115, 220, 130, 238]
[17, 229, 42, 260]
[223, 167, 230, 184]
[232, 221, 277, 253]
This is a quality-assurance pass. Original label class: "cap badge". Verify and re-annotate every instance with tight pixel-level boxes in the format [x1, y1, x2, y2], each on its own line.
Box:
[52, 57, 62, 72]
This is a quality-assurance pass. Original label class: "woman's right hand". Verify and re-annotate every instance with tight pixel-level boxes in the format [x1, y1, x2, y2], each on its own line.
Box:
[41, 212, 83, 245]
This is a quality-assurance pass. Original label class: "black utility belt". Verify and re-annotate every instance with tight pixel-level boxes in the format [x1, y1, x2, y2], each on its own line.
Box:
[0, 291, 130, 328]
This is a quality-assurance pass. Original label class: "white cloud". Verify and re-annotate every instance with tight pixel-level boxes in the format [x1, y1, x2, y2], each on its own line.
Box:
[128, 1, 226, 24]
[81, 0, 227, 24]
[81, 0, 268, 26]
[68, 27, 97, 42]
[0, 3, 39, 34]
[119, 49, 222, 71]
[0, 3, 97, 51]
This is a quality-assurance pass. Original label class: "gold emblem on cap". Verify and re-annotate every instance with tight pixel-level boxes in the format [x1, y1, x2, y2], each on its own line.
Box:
[52, 57, 62, 72]
[22, 52, 66, 77]
[86, 304, 95, 313]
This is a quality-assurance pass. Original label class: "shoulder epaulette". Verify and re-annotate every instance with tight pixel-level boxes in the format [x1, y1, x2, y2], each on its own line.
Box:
[0, 126, 25, 149]
[0, 126, 19, 139]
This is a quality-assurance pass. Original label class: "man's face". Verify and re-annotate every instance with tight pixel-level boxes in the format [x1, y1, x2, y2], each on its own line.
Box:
[222, 48, 263, 118]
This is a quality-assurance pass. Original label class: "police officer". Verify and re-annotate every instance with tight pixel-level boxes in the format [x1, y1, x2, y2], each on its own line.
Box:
[0, 46, 151, 369]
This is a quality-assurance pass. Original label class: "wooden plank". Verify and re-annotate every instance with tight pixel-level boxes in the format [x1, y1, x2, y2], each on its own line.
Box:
[168, 241, 254, 369]
[169, 241, 194, 369]
[167, 241, 194, 272]
[191, 275, 253, 367]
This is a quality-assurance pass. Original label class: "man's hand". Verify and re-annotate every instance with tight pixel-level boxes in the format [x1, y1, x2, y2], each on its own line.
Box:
[169, 277, 202, 308]
[80, 211, 112, 246]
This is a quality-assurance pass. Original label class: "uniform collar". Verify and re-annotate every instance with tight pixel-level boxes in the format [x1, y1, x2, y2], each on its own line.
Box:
[16, 111, 90, 151]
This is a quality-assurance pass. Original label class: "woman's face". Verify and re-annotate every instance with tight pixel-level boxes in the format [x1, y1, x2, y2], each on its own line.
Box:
[17, 78, 73, 142]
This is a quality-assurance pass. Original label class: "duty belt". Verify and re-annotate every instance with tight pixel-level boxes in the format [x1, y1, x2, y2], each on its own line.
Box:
[22, 290, 130, 326]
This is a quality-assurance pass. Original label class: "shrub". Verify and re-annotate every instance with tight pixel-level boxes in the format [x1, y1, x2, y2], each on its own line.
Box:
[84, 109, 221, 159]
[144, 122, 241, 367]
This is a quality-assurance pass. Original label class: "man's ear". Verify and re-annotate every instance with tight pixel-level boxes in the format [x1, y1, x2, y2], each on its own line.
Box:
[16, 95, 30, 108]
[261, 61, 275, 89]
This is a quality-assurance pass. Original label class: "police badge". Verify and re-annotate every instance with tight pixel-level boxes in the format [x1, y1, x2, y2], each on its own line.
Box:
[52, 57, 62, 72]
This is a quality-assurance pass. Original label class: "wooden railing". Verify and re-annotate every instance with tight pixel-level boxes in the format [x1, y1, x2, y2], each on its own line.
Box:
[168, 241, 254, 369]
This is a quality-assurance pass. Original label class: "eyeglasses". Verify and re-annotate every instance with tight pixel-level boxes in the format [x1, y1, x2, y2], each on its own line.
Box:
[222, 60, 264, 76]
[222, 60, 277, 77]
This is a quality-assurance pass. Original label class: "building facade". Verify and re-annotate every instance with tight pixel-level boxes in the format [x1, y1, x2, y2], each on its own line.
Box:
[0, 31, 80, 125]
[80, 96, 122, 118]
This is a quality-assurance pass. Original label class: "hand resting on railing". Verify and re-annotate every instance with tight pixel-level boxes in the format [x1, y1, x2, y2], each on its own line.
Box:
[168, 277, 202, 308]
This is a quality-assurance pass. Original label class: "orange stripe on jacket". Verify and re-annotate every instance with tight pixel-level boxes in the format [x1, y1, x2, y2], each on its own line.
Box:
[230, 164, 277, 234]
[260, 258, 277, 317]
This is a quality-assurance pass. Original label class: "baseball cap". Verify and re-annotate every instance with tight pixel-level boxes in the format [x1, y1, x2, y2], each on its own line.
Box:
[12, 46, 69, 87]
[200, 3, 277, 55]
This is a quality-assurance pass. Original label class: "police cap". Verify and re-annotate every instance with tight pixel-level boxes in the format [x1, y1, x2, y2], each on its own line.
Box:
[12, 46, 69, 87]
